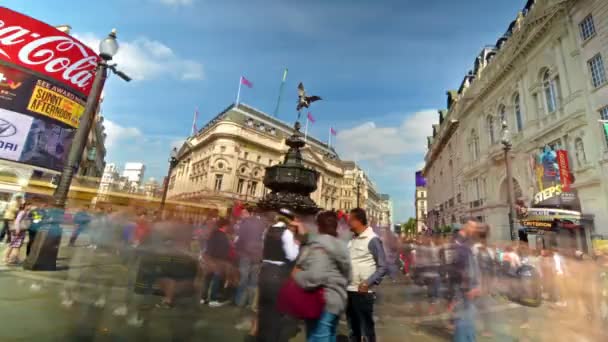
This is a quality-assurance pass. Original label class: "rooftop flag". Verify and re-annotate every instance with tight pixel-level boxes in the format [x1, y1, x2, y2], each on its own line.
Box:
[307, 112, 315, 123]
[241, 76, 253, 88]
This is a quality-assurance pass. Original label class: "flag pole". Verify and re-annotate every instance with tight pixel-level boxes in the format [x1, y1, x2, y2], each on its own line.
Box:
[328, 127, 331, 148]
[304, 117, 309, 142]
[236, 76, 242, 106]
[273, 68, 288, 118]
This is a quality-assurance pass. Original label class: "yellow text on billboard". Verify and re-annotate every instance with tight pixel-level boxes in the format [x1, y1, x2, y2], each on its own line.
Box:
[26, 81, 84, 128]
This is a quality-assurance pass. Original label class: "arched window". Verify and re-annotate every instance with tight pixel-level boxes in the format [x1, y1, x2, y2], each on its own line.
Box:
[487, 115, 496, 144]
[542, 70, 559, 113]
[513, 93, 523, 132]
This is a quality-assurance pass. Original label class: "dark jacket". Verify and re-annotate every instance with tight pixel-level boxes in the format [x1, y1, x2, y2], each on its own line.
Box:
[206, 228, 231, 261]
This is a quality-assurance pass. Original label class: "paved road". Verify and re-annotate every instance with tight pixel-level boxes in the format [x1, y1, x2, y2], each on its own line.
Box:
[0, 235, 606, 341]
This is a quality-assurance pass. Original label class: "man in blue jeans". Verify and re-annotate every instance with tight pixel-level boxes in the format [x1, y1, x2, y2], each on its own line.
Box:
[451, 218, 482, 342]
[346, 208, 387, 342]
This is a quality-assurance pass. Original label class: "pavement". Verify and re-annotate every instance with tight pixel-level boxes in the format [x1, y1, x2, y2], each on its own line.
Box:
[0, 233, 607, 341]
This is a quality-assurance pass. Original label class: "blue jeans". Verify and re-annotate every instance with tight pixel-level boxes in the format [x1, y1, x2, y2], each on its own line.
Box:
[453, 301, 476, 342]
[235, 256, 260, 307]
[306, 311, 339, 342]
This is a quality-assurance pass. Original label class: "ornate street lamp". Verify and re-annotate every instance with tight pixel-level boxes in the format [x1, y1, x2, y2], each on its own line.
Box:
[257, 84, 321, 215]
[160, 147, 179, 214]
[53, 29, 131, 207]
[501, 120, 518, 241]
[355, 171, 364, 208]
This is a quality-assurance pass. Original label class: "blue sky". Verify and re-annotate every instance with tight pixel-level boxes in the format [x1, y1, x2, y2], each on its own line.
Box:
[4, 0, 523, 222]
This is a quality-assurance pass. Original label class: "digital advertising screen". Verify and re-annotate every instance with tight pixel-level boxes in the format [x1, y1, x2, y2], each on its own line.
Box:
[0, 6, 99, 172]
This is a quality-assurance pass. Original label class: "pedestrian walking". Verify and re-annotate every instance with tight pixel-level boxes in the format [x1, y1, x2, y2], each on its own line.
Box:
[450, 218, 481, 342]
[257, 212, 300, 342]
[345, 208, 387, 342]
[291, 211, 351, 341]
[234, 207, 265, 308]
[69, 206, 92, 246]
[1, 195, 23, 244]
[201, 217, 233, 307]
[3, 202, 30, 264]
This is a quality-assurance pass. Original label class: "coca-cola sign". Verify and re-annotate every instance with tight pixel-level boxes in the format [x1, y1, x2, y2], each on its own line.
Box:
[0, 7, 100, 96]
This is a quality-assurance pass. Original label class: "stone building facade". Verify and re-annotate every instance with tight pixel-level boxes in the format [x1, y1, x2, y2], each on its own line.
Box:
[168, 103, 392, 225]
[424, 0, 608, 245]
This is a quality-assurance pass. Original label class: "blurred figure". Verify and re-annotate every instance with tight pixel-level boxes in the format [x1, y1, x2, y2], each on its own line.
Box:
[234, 207, 265, 309]
[451, 218, 481, 342]
[200, 217, 233, 307]
[292, 211, 351, 342]
[472, 224, 495, 337]
[382, 228, 401, 281]
[1, 194, 23, 243]
[155, 217, 198, 309]
[257, 212, 300, 342]
[68, 206, 91, 247]
[414, 235, 441, 314]
[4, 202, 30, 264]
[345, 208, 387, 342]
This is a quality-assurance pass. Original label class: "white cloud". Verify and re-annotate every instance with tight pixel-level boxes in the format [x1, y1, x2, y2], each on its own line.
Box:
[335, 109, 438, 161]
[104, 119, 142, 148]
[158, 0, 193, 6]
[74, 33, 204, 81]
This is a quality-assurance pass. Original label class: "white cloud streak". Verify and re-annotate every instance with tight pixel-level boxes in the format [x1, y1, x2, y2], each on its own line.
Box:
[104, 119, 143, 148]
[74, 33, 204, 81]
[335, 109, 438, 161]
[158, 0, 194, 6]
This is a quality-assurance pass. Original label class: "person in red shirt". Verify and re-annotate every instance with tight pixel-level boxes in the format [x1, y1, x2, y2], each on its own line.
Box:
[132, 212, 151, 246]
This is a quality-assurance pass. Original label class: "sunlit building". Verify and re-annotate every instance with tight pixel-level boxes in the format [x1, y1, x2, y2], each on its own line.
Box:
[168, 103, 387, 222]
[423, 0, 608, 251]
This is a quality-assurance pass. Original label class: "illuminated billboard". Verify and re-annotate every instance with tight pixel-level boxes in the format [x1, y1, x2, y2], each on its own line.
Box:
[0, 7, 99, 171]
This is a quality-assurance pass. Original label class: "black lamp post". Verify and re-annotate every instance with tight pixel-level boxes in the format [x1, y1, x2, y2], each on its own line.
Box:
[501, 120, 518, 241]
[355, 172, 363, 208]
[160, 147, 179, 214]
[53, 29, 131, 207]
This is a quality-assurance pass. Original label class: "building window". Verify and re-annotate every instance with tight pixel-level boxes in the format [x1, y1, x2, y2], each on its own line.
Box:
[246, 118, 254, 127]
[469, 129, 480, 161]
[588, 54, 607, 88]
[486, 116, 496, 145]
[600, 106, 608, 146]
[250, 181, 257, 196]
[257, 155, 261, 163]
[244, 152, 249, 159]
[513, 93, 523, 132]
[543, 70, 559, 113]
[214, 174, 223, 191]
[270, 128, 276, 135]
[579, 14, 596, 41]
[217, 162, 224, 169]
[237, 178, 245, 194]
[220, 146, 226, 153]
[268, 159, 272, 166]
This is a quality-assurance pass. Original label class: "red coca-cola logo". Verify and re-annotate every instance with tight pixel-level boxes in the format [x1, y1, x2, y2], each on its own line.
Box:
[0, 7, 100, 96]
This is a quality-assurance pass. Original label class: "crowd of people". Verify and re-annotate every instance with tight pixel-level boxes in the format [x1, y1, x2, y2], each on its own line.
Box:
[2, 193, 608, 341]
[401, 220, 608, 340]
